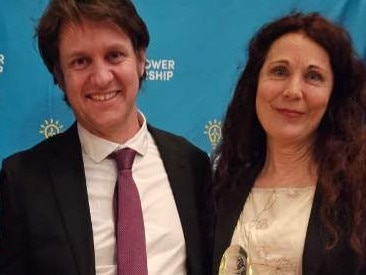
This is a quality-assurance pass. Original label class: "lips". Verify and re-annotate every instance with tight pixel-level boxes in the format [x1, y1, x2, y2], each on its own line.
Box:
[87, 90, 119, 102]
[276, 108, 304, 118]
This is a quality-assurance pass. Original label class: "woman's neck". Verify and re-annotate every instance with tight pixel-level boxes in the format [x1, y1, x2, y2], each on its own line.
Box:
[255, 140, 318, 188]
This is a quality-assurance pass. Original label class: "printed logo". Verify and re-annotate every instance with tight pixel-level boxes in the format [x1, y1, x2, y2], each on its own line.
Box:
[204, 119, 222, 150]
[39, 119, 64, 139]
[146, 58, 175, 81]
[0, 53, 4, 74]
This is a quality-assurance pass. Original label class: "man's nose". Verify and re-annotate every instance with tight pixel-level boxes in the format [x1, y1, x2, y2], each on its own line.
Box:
[89, 62, 114, 88]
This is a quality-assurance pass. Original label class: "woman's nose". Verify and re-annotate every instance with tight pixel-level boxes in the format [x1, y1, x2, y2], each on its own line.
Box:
[283, 76, 303, 100]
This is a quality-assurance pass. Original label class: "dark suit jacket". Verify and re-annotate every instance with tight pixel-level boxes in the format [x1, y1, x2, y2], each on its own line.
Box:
[0, 123, 212, 275]
[213, 166, 366, 275]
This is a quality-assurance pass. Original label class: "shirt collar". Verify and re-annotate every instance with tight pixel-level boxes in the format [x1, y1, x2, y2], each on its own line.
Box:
[78, 111, 149, 163]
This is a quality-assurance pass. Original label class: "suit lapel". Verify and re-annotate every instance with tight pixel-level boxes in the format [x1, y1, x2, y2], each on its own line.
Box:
[47, 124, 95, 275]
[213, 170, 255, 274]
[302, 186, 325, 275]
[148, 126, 205, 274]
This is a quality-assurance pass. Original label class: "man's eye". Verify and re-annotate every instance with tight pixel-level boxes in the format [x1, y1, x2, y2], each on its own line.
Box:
[71, 57, 88, 69]
[107, 51, 124, 63]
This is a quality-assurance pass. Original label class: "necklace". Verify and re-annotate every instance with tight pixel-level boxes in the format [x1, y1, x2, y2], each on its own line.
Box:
[236, 187, 316, 275]
[238, 189, 277, 275]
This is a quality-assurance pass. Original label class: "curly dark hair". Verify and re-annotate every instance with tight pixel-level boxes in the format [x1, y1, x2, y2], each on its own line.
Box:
[214, 12, 366, 264]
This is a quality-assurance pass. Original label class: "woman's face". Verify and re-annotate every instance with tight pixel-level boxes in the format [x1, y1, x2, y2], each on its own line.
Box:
[256, 32, 333, 145]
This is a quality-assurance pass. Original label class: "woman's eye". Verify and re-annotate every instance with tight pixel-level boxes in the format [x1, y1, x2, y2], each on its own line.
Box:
[270, 66, 288, 77]
[307, 71, 323, 82]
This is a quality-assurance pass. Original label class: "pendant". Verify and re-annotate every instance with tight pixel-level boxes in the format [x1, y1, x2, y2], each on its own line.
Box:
[218, 245, 248, 275]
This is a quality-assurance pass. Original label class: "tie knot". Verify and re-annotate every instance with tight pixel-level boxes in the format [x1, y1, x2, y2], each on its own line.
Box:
[111, 148, 136, 172]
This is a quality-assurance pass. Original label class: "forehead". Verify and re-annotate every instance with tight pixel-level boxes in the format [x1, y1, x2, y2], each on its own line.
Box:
[59, 17, 131, 47]
[265, 32, 330, 64]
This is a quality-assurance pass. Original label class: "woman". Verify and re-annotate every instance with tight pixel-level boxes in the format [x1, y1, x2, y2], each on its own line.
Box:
[213, 13, 366, 275]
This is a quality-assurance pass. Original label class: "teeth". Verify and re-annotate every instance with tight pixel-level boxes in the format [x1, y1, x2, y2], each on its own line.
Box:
[89, 91, 118, 101]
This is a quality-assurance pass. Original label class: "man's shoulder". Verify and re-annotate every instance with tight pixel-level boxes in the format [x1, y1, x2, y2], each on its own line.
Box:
[147, 124, 205, 155]
[2, 124, 78, 166]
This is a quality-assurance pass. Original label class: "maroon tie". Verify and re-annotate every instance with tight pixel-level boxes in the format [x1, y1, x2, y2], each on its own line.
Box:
[111, 148, 148, 275]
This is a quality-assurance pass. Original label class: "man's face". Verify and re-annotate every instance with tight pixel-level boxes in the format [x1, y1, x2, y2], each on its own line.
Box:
[58, 18, 146, 142]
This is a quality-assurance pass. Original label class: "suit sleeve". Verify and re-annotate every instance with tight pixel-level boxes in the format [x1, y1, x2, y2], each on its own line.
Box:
[192, 148, 214, 274]
[0, 159, 29, 274]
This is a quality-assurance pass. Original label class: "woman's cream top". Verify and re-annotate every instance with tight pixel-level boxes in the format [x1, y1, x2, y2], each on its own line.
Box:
[230, 186, 316, 275]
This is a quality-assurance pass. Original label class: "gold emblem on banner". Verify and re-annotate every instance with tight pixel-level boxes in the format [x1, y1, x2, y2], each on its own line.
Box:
[40, 119, 64, 139]
[204, 119, 222, 150]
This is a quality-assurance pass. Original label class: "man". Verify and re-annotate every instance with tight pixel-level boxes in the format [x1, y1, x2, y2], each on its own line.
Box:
[0, 0, 211, 274]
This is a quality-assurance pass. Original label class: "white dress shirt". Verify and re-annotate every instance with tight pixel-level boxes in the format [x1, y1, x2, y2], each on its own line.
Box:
[78, 111, 187, 275]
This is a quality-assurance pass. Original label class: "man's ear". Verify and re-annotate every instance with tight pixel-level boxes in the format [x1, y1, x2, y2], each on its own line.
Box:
[137, 49, 147, 78]
[53, 65, 65, 91]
